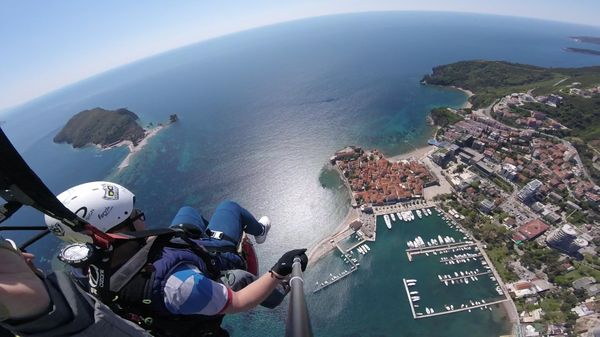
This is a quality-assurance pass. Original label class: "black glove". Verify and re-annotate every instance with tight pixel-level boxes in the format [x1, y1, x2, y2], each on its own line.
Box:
[271, 248, 308, 276]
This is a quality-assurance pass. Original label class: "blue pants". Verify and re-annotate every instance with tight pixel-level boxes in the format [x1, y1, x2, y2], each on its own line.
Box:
[170, 201, 265, 246]
[170, 202, 288, 308]
[170, 201, 265, 270]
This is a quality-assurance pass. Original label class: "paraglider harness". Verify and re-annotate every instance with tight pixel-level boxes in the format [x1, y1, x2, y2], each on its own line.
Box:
[97, 226, 244, 337]
[0, 128, 246, 337]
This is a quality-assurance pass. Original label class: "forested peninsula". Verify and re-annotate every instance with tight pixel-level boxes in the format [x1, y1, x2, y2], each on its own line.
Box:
[421, 60, 600, 109]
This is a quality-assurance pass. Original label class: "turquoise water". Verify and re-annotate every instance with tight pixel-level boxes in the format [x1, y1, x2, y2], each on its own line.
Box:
[2, 11, 600, 336]
[227, 212, 511, 337]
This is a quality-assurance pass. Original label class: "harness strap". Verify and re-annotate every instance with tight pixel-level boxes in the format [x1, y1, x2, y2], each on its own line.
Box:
[206, 230, 238, 245]
[110, 236, 159, 293]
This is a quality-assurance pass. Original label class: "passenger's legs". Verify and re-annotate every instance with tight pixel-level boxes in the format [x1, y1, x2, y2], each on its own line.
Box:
[207, 201, 265, 245]
[170, 206, 209, 232]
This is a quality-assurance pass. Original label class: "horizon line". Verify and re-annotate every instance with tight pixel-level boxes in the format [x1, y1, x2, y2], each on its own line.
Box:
[2, 9, 599, 115]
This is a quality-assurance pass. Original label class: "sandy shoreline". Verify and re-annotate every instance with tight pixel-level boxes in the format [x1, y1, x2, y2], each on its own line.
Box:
[388, 145, 436, 162]
[101, 125, 166, 171]
[307, 207, 358, 265]
[450, 85, 474, 109]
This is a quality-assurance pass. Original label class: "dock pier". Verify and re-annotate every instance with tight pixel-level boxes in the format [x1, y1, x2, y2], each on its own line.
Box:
[406, 242, 478, 262]
[372, 201, 437, 216]
[438, 270, 492, 283]
[440, 253, 482, 264]
[402, 278, 418, 318]
[414, 299, 509, 319]
[312, 243, 360, 293]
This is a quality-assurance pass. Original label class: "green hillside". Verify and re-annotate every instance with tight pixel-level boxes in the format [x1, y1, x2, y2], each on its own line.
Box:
[422, 60, 600, 109]
[54, 107, 145, 148]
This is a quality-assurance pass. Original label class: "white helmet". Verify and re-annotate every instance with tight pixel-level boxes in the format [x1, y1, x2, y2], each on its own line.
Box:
[45, 181, 135, 243]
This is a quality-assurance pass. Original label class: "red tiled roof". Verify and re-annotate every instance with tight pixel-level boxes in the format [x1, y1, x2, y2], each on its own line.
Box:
[514, 219, 550, 241]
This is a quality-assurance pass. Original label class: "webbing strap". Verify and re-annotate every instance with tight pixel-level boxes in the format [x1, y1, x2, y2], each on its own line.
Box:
[0, 128, 114, 248]
[110, 236, 158, 293]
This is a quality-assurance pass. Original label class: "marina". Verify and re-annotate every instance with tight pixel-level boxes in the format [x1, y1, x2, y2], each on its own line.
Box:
[310, 202, 514, 329]
[311, 202, 440, 293]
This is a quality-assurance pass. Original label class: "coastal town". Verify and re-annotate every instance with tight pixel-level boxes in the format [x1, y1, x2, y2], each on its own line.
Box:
[315, 77, 600, 336]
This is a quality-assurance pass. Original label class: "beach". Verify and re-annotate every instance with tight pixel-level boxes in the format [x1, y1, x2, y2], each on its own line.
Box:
[101, 125, 166, 171]
[450, 86, 474, 109]
[307, 207, 358, 265]
[388, 144, 436, 162]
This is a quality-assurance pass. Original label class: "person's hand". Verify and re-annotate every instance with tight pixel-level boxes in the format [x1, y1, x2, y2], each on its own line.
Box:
[271, 248, 308, 277]
[0, 237, 50, 321]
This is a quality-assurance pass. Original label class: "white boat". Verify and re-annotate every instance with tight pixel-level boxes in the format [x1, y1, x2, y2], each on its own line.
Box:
[364, 244, 371, 251]
[416, 209, 422, 218]
[406, 279, 417, 283]
[410, 291, 418, 295]
[396, 212, 402, 221]
[426, 308, 431, 314]
[390, 213, 396, 221]
[383, 214, 392, 229]
[411, 296, 420, 301]
[407, 282, 415, 286]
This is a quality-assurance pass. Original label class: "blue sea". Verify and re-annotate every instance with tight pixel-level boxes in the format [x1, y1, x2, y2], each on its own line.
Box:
[2, 11, 600, 337]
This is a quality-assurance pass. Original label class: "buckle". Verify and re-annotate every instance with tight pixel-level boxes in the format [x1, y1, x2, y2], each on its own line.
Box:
[210, 230, 224, 240]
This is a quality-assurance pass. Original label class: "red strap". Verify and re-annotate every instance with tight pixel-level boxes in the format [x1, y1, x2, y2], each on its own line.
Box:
[84, 223, 115, 249]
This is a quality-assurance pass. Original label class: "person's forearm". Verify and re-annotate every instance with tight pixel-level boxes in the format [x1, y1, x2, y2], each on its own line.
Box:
[0, 240, 51, 320]
[224, 272, 281, 314]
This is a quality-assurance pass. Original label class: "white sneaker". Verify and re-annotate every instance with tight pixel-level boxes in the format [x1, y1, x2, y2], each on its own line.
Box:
[254, 216, 271, 244]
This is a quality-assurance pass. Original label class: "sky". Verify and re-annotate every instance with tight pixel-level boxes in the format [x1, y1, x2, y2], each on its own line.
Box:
[1, 0, 599, 111]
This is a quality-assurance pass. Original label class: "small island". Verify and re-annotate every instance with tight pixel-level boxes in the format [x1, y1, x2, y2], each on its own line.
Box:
[565, 47, 600, 56]
[569, 36, 600, 45]
[54, 107, 145, 148]
[55, 107, 178, 171]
